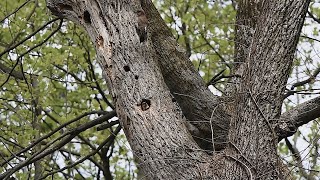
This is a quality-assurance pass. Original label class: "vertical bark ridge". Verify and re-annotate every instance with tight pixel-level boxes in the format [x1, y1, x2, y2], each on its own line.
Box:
[227, 1, 311, 179]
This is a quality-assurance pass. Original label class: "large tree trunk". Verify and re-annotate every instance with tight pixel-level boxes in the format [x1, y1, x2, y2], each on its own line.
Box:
[46, 0, 311, 179]
[226, 1, 311, 178]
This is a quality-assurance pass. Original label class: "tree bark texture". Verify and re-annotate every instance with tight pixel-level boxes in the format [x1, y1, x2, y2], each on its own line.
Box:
[46, 0, 313, 179]
[226, 1, 311, 178]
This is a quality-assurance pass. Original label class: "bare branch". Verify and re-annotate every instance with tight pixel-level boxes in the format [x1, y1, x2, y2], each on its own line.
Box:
[0, 111, 117, 179]
[206, 69, 241, 86]
[97, 120, 119, 131]
[290, 66, 320, 90]
[84, 50, 114, 109]
[53, 64, 95, 88]
[0, 110, 114, 167]
[0, 135, 24, 150]
[284, 66, 320, 98]
[0, 17, 60, 58]
[277, 96, 320, 140]
[308, 11, 320, 24]
[0, 0, 32, 23]
[285, 138, 316, 180]
[40, 126, 121, 180]
[300, 35, 320, 43]
[0, 61, 24, 80]
[199, 30, 231, 70]
[0, 19, 63, 88]
[59, 148, 104, 170]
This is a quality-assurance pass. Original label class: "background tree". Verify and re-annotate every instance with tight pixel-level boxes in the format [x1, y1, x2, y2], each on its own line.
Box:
[0, 0, 319, 179]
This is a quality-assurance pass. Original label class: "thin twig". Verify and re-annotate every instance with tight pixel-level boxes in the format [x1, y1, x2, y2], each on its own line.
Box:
[0, 19, 62, 88]
[308, 11, 320, 24]
[224, 154, 254, 180]
[0, 17, 60, 58]
[248, 89, 277, 143]
[0, 0, 32, 23]
[0, 112, 117, 179]
[39, 125, 121, 180]
[0, 110, 114, 167]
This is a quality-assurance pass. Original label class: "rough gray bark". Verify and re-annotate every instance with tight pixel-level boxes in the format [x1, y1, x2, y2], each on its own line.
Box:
[140, 1, 229, 151]
[43, 0, 316, 179]
[46, 0, 211, 178]
[277, 96, 320, 140]
[225, 1, 311, 178]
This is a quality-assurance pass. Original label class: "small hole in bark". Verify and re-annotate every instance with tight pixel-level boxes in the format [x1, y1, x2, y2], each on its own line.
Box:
[136, 27, 147, 43]
[84, 11, 91, 24]
[141, 99, 151, 111]
[111, 2, 116, 10]
[123, 65, 130, 72]
[172, 98, 176, 102]
[134, 75, 139, 79]
[126, 116, 131, 126]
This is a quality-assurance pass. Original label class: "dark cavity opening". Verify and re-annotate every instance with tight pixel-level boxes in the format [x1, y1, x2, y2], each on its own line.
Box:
[141, 99, 151, 111]
[123, 65, 130, 72]
[84, 11, 91, 24]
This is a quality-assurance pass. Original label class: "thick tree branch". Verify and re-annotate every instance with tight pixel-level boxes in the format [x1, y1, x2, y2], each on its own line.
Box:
[277, 96, 320, 140]
[0, 61, 24, 80]
[142, 0, 230, 150]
